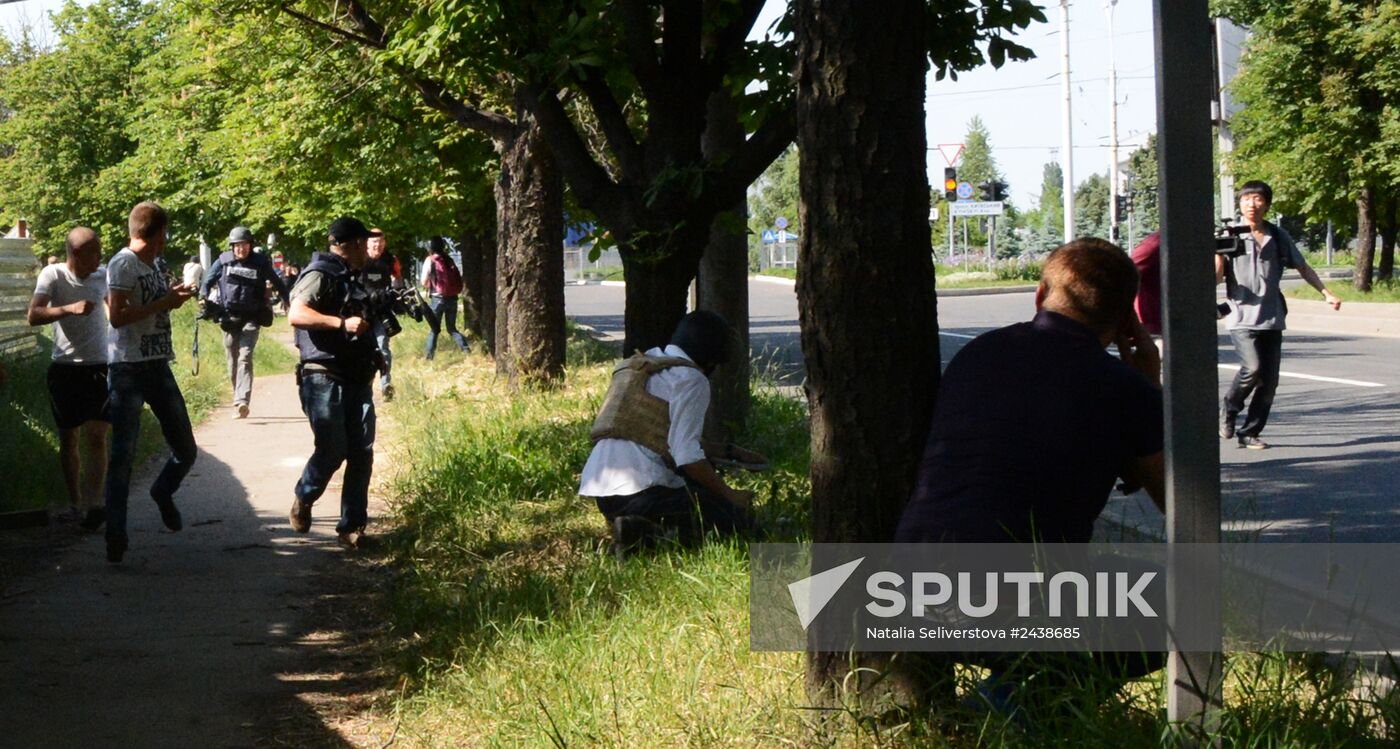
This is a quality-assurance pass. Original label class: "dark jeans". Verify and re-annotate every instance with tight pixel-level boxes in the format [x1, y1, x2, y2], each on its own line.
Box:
[424, 294, 468, 359]
[105, 360, 198, 542]
[294, 372, 375, 534]
[594, 482, 753, 543]
[1223, 329, 1284, 437]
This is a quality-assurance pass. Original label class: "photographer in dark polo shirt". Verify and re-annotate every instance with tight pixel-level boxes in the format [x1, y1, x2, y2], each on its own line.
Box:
[897, 237, 1165, 544]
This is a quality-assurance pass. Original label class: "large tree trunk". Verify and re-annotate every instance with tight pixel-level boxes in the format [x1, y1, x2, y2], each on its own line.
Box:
[457, 227, 494, 344]
[698, 90, 752, 440]
[494, 167, 514, 376]
[1355, 186, 1376, 292]
[1378, 195, 1395, 283]
[495, 111, 567, 385]
[620, 246, 699, 355]
[795, 0, 942, 707]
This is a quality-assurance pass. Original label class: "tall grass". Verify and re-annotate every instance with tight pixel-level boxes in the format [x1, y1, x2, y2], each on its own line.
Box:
[371, 322, 1398, 748]
[0, 306, 297, 512]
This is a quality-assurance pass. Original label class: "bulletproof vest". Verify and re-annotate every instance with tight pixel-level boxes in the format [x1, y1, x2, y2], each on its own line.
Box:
[362, 253, 395, 291]
[216, 251, 267, 316]
[589, 353, 702, 463]
[294, 252, 378, 381]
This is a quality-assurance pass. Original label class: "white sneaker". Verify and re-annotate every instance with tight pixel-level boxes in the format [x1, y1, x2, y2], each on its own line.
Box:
[235, 403, 249, 419]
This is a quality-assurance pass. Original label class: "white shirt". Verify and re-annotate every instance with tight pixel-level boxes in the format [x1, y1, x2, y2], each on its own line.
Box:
[106, 248, 175, 363]
[33, 263, 109, 364]
[578, 345, 710, 497]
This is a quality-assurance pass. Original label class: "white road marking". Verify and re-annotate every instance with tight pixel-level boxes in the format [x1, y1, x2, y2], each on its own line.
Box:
[939, 331, 979, 340]
[1217, 364, 1384, 388]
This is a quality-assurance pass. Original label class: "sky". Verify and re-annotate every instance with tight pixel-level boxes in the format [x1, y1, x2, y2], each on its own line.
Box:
[7, 0, 1161, 210]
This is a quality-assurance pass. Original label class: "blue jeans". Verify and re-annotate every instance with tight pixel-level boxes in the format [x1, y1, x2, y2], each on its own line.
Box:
[1223, 329, 1284, 437]
[105, 360, 198, 543]
[294, 372, 375, 533]
[372, 320, 393, 390]
[425, 294, 469, 359]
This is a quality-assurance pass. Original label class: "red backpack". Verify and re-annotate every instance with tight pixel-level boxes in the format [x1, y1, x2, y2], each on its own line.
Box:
[429, 254, 464, 297]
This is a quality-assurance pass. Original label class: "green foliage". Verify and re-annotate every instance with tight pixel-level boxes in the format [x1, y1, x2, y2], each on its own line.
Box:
[1074, 172, 1111, 240]
[746, 145, 799, 266]
[1123, 134, 1159, 247]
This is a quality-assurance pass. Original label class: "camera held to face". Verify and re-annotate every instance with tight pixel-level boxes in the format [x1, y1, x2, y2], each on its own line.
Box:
[1215, 220, 1250, 259]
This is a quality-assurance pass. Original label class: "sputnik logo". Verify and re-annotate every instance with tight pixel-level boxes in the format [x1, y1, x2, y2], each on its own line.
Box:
[787, 557, 865, 629]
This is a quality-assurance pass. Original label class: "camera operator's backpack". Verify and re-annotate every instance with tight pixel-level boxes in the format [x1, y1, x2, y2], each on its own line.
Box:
[429, 254, 464, 297]
[589, 353, 700, 464]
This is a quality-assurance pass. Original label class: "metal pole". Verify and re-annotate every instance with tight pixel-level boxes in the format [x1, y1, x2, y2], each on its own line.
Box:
[1327, 220, 1335, 265]
[948, 205, 955, 263]
[1154, 0, 1224, 742]
[1106, 0, 1120, 243]
[1215, 20, 1236, 219]
[1060, 0, 1076, 243]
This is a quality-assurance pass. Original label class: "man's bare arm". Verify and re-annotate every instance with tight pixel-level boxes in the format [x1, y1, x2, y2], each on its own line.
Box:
[27, 292, 95, 325]
[289, 299, 367, 336]
[1295, 260, 1342, 310]
[108, 284, 193, 329]
[680, 460, 754, 509]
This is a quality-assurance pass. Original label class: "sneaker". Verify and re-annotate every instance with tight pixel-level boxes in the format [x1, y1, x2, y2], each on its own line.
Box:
[289, 500, 312, 533]
[1238, 435, 1270, 450]
[151, 490, 183, 532]
[79, 507, 106, 532]
[106, 533, 127, 564]
[1219, 408, 1236, 440]
[235, 403, 249, 419]
[383, 384, 395, 402]
[336, 528, 364, 550]
[52, 506, 81, 524]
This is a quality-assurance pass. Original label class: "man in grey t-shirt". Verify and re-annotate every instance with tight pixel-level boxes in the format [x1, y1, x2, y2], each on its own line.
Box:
[1216, 180, 1342, 449]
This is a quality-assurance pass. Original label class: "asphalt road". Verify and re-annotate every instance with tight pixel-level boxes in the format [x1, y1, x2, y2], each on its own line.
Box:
[566, 279, 1400, 543]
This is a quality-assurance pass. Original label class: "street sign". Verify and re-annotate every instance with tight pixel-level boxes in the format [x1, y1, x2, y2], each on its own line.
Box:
[956, 182, 974, 200]
[949, 201, 1004, 217]
[775, 216, 789, 229]
[778, 230, 790, 243]
[936, 143, 965, 166]
[762, 230, 778, 244]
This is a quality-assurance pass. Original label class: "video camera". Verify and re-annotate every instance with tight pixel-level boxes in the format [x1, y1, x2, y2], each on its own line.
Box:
[345, 286, 429, 339]
[1215, 220, 1250, 258]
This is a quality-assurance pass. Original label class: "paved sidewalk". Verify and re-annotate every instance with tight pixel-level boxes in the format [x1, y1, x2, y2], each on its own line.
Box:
[0, 369, 369, 748]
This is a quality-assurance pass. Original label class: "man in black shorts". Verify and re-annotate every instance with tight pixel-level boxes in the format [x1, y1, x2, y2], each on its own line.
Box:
[27, 227, 111, 529]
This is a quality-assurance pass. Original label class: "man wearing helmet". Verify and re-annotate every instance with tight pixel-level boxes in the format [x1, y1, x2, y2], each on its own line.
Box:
[200, 225, 287, 419]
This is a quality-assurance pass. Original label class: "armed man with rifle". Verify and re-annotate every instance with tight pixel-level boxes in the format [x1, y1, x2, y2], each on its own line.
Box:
[199, 226, 287, 419]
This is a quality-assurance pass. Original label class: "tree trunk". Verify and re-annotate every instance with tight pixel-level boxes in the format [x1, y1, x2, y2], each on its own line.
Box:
[620, 246, 698, 355]
[1378, 195, 1395, 283]
[1355, 186, 1376, 292]
[495, 111, 567, 385]
[795, 0, 942, 706]
[457, 227, 493, 343]
[698, 90, 752, 440]
[494, 164, 514, 377]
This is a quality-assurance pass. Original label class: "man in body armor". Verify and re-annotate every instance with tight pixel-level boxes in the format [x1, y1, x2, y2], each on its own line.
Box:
[578, 311, 764, 555]
[363, 227, 402, 400]
[287, 217, 380, 549]
[200, 226, 287, 419]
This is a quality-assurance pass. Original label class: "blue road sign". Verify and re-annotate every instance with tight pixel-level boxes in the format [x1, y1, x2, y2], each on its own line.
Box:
[956, 181, 974, 200]
[775, 216, 789, 230]
[762, 230, 778, 244]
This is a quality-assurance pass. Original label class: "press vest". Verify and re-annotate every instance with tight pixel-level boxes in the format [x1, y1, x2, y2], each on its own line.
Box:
[216, 251, 268, 315]
[589, 353, 701, 462]
[362, 253, 396, 291]
[294, 252, 378, 382]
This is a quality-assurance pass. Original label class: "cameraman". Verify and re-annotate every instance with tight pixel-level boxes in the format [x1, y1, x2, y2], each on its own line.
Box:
[287, 217, 380, 549]
[1216, 181, 1341, 449]
[363, 227, 402, 400]
[200, 226, 287, 419]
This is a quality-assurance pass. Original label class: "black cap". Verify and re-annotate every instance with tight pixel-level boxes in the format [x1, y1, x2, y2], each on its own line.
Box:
[327, 216, 370, 244]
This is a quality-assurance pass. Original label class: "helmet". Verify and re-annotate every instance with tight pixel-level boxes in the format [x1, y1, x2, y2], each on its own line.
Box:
[227, 226, 255, 245]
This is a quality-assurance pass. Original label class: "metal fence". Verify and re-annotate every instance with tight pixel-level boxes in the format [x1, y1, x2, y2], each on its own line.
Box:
[0, 237, 39, 359]
[757, 241, 797, 272]
[564, 246, 623, 283]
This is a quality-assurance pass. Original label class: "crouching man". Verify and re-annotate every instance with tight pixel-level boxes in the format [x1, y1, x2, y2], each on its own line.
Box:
[286, 217, 379, 549]
[578, 311, 763, 554]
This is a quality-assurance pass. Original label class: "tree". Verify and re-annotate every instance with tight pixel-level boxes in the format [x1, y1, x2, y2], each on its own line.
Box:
[1220, 0, 1397, 291]
[1074, 172, 1111, 240]
[794, 0, 1043, 704]
[1123, 133, 1159, 247]
[748, 144, 800, 263]
[1024, 160, 1064, 254]
[952, 115, 1003, 246]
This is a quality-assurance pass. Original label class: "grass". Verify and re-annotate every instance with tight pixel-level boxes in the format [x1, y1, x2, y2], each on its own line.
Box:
[0, 305, 297, 513]
[1286, 277, 1400, 304]
[365, 320, 1400, 747]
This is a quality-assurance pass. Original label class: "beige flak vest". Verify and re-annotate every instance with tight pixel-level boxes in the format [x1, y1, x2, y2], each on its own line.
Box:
[589, 353, 701, 462]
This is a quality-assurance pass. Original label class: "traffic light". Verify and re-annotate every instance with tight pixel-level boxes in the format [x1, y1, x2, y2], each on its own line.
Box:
[979, 181, 995, 201]
[944, 168, 958, 202]
[991, 180, 1008, 202]
[1115, 194, 1130, 216]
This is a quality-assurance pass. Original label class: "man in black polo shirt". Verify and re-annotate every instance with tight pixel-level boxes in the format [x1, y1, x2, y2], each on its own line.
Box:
[897, 238, 1164, 545]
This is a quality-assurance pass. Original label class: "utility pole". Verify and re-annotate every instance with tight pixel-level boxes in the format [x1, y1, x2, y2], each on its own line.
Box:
[1106, 0, 1120, 243]
[1060, 0, 1075, 243]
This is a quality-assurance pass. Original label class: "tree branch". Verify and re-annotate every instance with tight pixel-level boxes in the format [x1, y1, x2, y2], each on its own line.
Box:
[572, 70, 643, 177]
[411, 77, 517, 142]
[279, 4, 384, 50]
[519, 84, 633, 233]
[704, 101, 796, 213]
[616, 0, 665, 103]
[701, 0, 766, 88]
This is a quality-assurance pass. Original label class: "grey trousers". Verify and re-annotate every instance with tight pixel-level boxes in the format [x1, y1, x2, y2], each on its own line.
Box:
[223, 326, 260, 406]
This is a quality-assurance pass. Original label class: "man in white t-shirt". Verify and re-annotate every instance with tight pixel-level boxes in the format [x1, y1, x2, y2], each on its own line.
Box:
[103, 201, 198, 564]
[26, 227, 111, 530]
